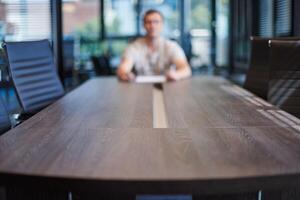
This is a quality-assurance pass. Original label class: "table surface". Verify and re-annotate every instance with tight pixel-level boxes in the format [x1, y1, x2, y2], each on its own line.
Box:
[1, 76, 300, 195]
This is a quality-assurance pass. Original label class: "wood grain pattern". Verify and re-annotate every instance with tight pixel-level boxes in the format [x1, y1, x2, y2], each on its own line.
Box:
[164, 77, 289, 128]
[10, 78, 153, 130]
[0, 76, 300, 196]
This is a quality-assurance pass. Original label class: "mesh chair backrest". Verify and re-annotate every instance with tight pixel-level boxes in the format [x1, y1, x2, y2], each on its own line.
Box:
[0, 97, 11, 135]
[268, 40, 300, 118]
[4, 40, 64, 114]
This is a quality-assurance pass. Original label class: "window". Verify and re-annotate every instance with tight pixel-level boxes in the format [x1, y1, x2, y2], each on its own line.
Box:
[187, 0, 211, 68]
[104, 0, 137, 37]
[63, 0, 100, 40]
[216, 0, 229, 67]
[259, 0, 273, 37]
[0, 0, 51, 42]
[259, 0, 292, 37]
[62, 0, 100, 83]
[275, 0, 292, 36]
[232, 0, 253, 67]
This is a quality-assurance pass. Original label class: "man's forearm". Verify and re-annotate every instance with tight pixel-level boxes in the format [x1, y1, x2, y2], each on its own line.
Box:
[175, 66, 192, 80]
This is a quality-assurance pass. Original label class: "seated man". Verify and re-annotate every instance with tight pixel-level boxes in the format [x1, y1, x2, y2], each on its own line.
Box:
[117, 9, 191, 82]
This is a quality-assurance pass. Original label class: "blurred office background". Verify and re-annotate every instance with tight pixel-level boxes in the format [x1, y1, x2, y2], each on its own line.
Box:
[0, 0, 298, 113]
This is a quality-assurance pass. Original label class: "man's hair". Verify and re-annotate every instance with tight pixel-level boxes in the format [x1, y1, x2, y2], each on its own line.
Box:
[143, 9, 164, 23]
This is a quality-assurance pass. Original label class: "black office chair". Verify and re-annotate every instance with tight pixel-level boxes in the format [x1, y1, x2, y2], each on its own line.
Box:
[268, 40, 300, 118]
[91, 55, 113, 76]
[244, 36, 300, 100]
[0, 97, 11, 135]
[3, 40, 64, 115]
[244, 37, 271, 100]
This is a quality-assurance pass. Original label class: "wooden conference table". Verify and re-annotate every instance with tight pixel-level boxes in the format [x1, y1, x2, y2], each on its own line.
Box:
[0, 76, 300, 199]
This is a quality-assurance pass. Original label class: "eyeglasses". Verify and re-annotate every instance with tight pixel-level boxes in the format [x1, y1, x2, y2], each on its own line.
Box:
[144, 20, 162, 25]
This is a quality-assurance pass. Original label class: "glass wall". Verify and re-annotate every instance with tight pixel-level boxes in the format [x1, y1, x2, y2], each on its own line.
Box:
[103, 0, 137, 70]
[259, 0, 292, 37]
[104, 0, 137, 37]
[259, 0, 273, 37]
[275, 0, 292, 36]
[215, 0, 229, 67]
[0, 0, 51, 42]
[232, 0, 253, 70]
[62, 0, 100, 85]
[186, 0, 211, 69]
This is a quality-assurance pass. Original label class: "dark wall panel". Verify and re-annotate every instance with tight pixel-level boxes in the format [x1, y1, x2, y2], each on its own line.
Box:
[293, 0, 300, 35]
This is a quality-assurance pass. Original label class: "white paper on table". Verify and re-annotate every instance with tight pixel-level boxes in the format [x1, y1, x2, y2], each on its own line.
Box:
[135, 75, 167, 83]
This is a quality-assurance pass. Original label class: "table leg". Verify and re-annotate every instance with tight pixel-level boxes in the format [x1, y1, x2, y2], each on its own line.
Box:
[71, 192, 135, 200]
[0, 186, 6, 200]
[261, 189, 300, 200]
[5, 186, 68, 200]
[193, 192, 257, 200]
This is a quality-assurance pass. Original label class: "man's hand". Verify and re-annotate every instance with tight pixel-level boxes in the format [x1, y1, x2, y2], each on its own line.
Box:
[118, 72, 135, 82]
[117, 57, 135, 82]
[165, 70, 179, 81]
[165, 60, 192, 82]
